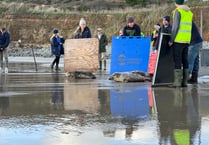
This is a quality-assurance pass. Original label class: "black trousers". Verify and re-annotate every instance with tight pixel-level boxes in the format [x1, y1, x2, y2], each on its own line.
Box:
[52, 56, 60, 67]
[172, 43, 189, 69]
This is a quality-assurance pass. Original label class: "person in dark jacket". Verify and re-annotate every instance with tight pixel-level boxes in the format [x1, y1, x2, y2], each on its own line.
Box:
[50, 29, 63, 71]
[97, 28, 108, 70]
[160, 16, 172, 34]
[73, 18, 91, 39]
[155, 16, 172, 50]
[187, 21, 203, 84]
[0, 27, 10, 73]
[123, 17, 141, 36]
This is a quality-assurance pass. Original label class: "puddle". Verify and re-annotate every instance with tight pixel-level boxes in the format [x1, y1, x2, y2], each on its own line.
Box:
[0, 60, 209, 145]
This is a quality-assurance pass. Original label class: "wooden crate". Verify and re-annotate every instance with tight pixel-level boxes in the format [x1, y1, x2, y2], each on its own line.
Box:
[64, 38, 99, 72]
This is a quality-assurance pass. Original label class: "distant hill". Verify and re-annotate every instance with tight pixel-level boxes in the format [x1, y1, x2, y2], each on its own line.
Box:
[1, 0, 202, 12]
[0, 0, 208, 44]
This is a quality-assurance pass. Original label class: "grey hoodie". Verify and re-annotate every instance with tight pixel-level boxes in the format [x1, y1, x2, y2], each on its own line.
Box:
[170, 5, 192, 44]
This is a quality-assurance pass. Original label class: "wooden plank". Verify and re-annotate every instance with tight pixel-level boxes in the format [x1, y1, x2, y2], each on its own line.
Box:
[64, 38, 99, 72]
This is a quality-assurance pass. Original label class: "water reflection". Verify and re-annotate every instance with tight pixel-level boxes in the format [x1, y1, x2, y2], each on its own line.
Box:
[110, 86, 156, 140]
[51, 73, 64, 110]
[0, 75, 8, 92]
[98, 89, 111, 115]
[64, 78, 99, 113]
[63, 80, 158, 143]
[0, 72, 209, 144]
[110, 87, 151, 119]
[153, 87, 201, 145]
[109, 85, 157, 141]
[0, 97, 9, 116]
[0, 75, 9, 116]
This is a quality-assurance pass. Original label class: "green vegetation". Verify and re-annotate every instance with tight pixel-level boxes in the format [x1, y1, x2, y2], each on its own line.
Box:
[125, 0, 146, 6]
[0, 0, 208, 44]
[0, 0, 208, 16]
[1, 0, 209, 12]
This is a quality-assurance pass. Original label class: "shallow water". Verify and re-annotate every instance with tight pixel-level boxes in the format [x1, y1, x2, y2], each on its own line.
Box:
[0, 61, 209, 145]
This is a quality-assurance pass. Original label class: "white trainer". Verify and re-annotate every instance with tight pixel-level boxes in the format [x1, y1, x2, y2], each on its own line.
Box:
[5, 67, 8, 73]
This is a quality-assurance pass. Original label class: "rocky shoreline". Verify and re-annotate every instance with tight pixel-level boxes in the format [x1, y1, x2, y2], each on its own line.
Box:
[8, 41, 52, 58]
[7, 41, 209, 58]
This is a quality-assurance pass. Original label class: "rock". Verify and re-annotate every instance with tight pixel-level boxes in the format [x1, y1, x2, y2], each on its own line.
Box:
[109, 71, 151, 83]
[65, 71, 96, 79]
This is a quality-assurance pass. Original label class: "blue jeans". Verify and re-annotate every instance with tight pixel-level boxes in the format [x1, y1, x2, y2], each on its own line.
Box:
[188, 42, 202, 73]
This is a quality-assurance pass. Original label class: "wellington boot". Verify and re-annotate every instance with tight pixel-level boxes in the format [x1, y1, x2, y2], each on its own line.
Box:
[170, 69, 182, 88]
[182, 69, 188, 87]
[188, 71, 198, 84]
[50, 64, 54, 69]
[55, 65, 60, 71]
[51, 61, 55, 69]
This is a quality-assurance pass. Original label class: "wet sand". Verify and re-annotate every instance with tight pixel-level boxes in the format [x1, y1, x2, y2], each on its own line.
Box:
[0, 57, 209, 145]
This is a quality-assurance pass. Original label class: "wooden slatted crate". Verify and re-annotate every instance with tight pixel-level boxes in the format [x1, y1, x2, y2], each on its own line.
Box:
[64, 38, 99, 72]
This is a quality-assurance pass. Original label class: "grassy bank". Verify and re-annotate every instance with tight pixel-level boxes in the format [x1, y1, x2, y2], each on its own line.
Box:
[0, 1, 208, 45]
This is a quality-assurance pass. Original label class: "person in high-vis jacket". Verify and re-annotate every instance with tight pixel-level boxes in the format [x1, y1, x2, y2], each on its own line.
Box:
[169, 0, 193, 87]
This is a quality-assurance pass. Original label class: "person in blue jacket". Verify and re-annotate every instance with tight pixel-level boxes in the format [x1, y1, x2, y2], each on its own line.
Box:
[188, 21, 203, 84]
[0, 27, 10, 73]
[59, 33, 65, 55]
[50, 29, 63, 71]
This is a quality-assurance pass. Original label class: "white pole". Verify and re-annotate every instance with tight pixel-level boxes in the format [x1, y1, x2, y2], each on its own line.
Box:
[200, 9, 203, 37]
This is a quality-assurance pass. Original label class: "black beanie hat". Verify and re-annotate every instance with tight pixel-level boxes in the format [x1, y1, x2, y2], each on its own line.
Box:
[53, 29, 59, 34]
[163, 16, 170, 22]
[127, 17, 134, 23]
[175, 0, 184, 5]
